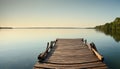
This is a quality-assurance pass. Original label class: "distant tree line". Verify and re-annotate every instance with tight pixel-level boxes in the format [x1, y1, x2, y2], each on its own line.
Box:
[95, 17, 120, 30]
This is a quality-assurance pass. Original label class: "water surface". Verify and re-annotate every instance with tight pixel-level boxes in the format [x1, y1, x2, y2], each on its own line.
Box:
[0, 29, 120, 69]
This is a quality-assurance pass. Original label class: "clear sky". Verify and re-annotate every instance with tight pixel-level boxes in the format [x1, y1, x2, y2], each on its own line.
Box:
[0, 0, 120, 27]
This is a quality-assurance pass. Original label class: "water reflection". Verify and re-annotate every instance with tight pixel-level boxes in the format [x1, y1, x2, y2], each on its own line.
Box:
[96, 29, 120, 42]
[0, 29, 120, 69]
[0, 29, 96, 69]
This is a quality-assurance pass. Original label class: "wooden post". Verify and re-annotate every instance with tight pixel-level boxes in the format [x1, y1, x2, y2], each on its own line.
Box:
[81, 38, 84, 42]
[92, 48, 104, 61]
[90, 42, 104, 61]
[85, 40, 87, 45]
[38, 53, 45, 61]
[90, 42, 98, 51]
[50, 41, 53, 48]
[46, 42, 49, 50]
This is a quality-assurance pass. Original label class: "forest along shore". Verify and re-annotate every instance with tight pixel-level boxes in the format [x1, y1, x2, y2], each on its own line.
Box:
[95, 17, 120, 42]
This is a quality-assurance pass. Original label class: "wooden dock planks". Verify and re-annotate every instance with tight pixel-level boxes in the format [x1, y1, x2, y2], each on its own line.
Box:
[34, 39, 107, 69]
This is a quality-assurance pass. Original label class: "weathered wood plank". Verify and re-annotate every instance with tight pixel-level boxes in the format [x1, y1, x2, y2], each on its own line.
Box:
[34, 39, 107, 69]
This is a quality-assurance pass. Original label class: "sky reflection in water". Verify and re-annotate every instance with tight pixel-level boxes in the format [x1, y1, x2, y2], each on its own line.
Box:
[0, 29, 120, 69]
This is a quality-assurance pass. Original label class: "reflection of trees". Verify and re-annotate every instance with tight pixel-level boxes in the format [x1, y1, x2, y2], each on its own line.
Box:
[111, 30, 120, 42]
[96, 29, 120, 42]
[95, 17, 120, 42]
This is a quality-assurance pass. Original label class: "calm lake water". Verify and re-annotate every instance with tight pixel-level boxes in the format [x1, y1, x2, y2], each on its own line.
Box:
[0, 29, 120, 69]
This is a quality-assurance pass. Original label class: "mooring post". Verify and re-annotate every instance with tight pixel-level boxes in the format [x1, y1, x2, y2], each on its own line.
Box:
[81, 38, 84, 42]
[85, 39, 87, 45]
[90, 42, 104, 61]
[90, 42, 98, 51]
[45, 42, 50, 54]
[50, 41, 53, 48]
[46, 42, 49, 50]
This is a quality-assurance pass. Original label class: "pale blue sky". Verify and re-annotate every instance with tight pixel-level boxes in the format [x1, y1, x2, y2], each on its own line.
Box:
[0, 0, 120, 27]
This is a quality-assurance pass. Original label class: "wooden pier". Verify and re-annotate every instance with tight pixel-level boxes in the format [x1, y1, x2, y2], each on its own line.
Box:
[34, 38, 107, 69]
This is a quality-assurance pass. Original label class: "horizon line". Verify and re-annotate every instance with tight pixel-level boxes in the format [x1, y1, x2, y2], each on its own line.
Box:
[0, 26, 94, 28]
[0, 26, 94, 29]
